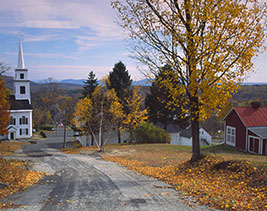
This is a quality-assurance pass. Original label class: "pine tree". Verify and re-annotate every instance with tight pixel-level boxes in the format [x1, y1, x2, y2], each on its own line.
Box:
[82, 71, 98, 98]
[107, 61, 132, 143]
[145, 65, 189, 130]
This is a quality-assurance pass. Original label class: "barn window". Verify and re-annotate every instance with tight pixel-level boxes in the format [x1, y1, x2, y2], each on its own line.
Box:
[248, 136, 260, 154]
[226, 126, 236, 146]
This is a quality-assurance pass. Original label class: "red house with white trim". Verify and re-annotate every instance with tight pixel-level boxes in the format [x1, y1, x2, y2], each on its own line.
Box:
[224, 102, 267, 155]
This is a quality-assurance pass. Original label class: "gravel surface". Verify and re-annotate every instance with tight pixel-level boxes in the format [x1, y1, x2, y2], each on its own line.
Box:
[1, 129, 212, 211]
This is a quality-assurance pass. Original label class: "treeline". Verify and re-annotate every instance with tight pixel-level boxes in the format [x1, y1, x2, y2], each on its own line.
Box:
[5, 67, 265, 138]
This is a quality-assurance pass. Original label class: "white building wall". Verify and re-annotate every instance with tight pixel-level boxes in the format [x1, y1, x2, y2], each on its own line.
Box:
[170, 128, 212, 146]
[199, 128, 212, 145]
[9, 110, 32, 139]
[170, 133, 180, 145]
[14, 81, 31, 103]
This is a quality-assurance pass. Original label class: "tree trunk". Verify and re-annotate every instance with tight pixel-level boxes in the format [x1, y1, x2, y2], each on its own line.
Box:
[90, 132, 94, 146]
[190, 96, 202, 162]
[63, 122, 67, 149]
[117, 123, 121, 144]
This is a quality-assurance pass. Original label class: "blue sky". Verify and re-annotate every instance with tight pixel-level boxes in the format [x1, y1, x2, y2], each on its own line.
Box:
[0, 0, 266, 82]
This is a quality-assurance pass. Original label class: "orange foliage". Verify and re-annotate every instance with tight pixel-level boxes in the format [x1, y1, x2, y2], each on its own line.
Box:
[0, 158, 45, 207]
[0, 78, 10, 134]
[0, 142, 28, 155]
[103, 154, 266, 210]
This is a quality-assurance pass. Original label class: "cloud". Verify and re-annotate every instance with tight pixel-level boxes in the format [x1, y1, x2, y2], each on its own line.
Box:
[5, 52, 77, 60]
[0, 0, 123, 52]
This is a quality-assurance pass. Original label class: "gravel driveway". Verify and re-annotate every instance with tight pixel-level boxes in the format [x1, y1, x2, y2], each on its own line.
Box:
[1, 130, 211, 211]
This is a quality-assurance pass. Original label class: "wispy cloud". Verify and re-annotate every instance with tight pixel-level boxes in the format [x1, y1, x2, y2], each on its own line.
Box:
[5, 52, 77, 60]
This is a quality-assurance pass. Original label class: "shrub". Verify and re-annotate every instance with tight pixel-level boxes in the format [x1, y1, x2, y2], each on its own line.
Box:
[39, 125, 54, 131]
[131, 122, 171, 143]
[40, 131, 46, 138]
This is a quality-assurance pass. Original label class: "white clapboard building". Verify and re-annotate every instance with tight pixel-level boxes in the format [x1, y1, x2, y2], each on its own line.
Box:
[1, 40, 33, 140]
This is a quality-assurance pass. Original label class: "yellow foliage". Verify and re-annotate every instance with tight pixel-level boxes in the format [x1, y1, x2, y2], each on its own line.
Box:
[73, 97, 92, 130]
[103, 154, 267, 210]
[111, 0, 267, 122]
[0, 158, 45, 201]
[123, 86, 148, 130]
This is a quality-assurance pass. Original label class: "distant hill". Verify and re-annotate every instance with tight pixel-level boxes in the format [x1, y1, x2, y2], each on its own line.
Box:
[3, 75, 267, 103]
[2, 75, 83, 93]
[59, 78, 152, 86]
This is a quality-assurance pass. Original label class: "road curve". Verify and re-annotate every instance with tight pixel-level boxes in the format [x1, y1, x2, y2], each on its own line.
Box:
[2, 149, 211, 211]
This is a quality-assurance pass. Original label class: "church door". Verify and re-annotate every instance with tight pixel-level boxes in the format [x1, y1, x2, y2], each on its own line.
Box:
[10, 132, 14, 140]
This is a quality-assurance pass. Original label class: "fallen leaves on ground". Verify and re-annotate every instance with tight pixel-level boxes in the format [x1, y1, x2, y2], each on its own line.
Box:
[0, 158, 45, 208]
[0, 142, 28, 155]
[103, 154, 266, 210]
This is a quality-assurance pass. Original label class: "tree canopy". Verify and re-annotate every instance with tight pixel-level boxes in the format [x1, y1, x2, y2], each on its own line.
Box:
[82, 71, 99, 98]
[0, 78, 10, 135]
[112, 0, 267, 161]
[107, 61, 132, 143]
[145, 65, 189, 130]
[107, 61, 132, 104]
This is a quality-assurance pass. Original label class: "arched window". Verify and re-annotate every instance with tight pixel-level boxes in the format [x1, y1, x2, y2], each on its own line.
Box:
[10, 116, 16, 125]
[19, 116, 28, 125]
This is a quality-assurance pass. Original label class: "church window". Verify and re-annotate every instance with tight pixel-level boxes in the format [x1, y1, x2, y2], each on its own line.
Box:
[20, 73, 24, 79]
[26, 129, 28, 135]
[19, 116, 28, 125]
[20, 86, 26, 94]
[20, 129, 22, 135]
[10, 117, 16, 125]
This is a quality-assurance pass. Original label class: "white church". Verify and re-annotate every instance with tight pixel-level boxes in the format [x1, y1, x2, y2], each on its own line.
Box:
[0, 40, 33, 140]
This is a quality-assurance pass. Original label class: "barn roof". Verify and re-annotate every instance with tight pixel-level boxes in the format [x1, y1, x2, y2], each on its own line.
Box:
[231, 107, 267, 127]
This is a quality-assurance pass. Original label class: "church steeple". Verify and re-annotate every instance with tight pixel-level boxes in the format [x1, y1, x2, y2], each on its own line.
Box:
[17, 39, 25, 69]
[14, 39, 31, 103]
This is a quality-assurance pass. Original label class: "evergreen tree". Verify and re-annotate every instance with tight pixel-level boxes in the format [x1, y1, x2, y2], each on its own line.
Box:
[145, 65, 189, 130]
[107, 61, 132, 143]
[82, 71, 98, 98]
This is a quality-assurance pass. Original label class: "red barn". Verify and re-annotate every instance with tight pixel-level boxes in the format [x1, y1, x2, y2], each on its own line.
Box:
[224, 102, 267, 155]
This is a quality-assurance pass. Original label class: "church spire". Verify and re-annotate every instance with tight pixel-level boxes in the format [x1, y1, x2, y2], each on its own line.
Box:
[17, 39, 25, 69]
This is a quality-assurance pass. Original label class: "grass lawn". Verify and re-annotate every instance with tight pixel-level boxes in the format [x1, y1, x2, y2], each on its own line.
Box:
[64, 143, 267, 210]
[0, 142, 29, 156]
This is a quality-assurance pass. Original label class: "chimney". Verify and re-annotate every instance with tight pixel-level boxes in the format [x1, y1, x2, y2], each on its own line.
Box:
[251, 102, 261, 109]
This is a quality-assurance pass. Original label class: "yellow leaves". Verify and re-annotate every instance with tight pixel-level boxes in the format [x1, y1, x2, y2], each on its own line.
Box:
[103, 153, 267, 210]
[123, 86, 148, 130]
[112, 0, 266, 124]
[0, 158, 45, 199]
[73, 97, 92, 128]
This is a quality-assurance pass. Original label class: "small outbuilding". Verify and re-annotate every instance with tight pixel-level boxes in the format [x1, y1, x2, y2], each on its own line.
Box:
[223, 102, 267, 155]
[170, 126, 212, 146]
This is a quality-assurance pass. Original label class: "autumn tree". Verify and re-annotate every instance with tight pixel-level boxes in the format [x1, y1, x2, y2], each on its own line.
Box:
[73, 97, 93, 146]
[145, 64, 189, 130]
[0, 78, 10, 135]
[82, 71, 99, 98]
[123, 86, 148, 139]
[107, 61, 132, 143]
[112, 0, 267, 161]
[74, 84, 124, 151]
[59, 96, 75, 148]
